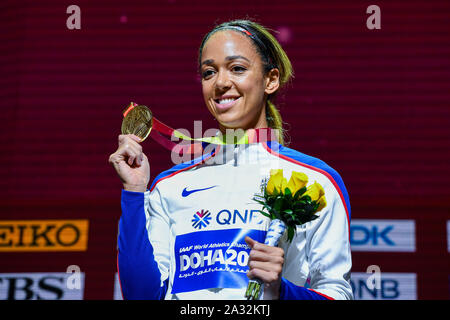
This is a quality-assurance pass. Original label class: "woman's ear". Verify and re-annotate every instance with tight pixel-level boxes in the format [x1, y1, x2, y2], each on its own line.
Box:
[264, 68, 280, 95]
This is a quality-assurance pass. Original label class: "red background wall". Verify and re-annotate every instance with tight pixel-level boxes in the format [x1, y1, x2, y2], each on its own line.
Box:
[1, 0, 449, 299]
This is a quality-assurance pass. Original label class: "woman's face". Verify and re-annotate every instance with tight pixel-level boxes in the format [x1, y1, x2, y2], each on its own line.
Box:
[200, 30, 279, 131]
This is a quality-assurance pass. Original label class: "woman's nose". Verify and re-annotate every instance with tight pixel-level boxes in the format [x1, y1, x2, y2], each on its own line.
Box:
[215, 70, 232, 90]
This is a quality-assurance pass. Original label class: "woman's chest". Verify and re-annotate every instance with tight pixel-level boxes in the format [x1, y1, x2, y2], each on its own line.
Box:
[163, 164, 270, 235]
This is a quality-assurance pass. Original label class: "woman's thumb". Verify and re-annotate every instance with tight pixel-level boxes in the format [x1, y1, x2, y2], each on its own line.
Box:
[245, 236, 257, 249]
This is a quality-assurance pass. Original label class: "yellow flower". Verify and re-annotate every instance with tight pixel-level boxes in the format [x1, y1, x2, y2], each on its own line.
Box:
[266, 169, 288, 195]
[303, 182, 325, 201]
[317, 195, 327, 212]
[280, 176, 288, 194]
[270, 168, 282, 176]
[286, 171, 308, 195]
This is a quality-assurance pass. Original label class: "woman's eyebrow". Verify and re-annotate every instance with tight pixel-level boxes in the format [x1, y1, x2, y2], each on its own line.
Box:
[225, 55, 250, 62]
[201, 59, 214, 66]
[201, 55, 250, 66]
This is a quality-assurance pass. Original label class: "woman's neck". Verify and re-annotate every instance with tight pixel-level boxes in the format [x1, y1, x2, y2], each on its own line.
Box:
[218, 103, 268, 133]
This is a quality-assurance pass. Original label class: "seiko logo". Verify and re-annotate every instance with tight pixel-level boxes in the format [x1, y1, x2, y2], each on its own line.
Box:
[0, 220, 89, 252]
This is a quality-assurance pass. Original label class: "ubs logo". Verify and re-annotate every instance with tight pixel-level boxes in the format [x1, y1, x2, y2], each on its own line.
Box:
[191, 210, 211, 230]
[0, 272, 85, 300]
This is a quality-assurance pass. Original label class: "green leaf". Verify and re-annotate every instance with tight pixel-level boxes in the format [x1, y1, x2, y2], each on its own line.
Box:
[294, 187, 307, 200]
[313, 202, 319, 212]
[274, 197, 283, 213]
[284, 187, 292, 197]
[257, 210, 271, 218]
[300, 195, 311, 202]
[262, 204, 273, 214]
[253, 199, 266, 206]
[287, 227, 295, 242]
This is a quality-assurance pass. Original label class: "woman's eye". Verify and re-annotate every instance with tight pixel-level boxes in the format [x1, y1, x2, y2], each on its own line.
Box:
[232, 66, 247, 73]
[202, 70, 215, 79]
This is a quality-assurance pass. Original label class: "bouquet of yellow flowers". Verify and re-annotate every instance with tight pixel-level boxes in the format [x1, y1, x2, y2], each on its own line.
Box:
[245, 169, 327, 300]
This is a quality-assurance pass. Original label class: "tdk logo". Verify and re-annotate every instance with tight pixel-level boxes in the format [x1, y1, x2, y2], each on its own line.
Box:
[350, 220, 415, 252]
[351, 225, 394, 246]
[191, 209, 265, 230]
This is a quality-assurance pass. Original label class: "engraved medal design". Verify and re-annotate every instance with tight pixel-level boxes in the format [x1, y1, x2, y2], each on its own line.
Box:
[121, 102, 153, 141]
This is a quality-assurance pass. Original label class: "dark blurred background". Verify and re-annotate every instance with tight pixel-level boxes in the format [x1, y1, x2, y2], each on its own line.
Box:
[0, 0, 449, 299]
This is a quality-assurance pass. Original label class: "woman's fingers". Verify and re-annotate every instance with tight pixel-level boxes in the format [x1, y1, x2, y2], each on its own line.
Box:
[245, 236, 284, 299]
[117, 134, 144, 167]
[247, 268, 279, 284]
[118, 133, 142, 144]
[109, 134, 150, 192]
[245, 236, 284, 257]
[245, 236, 257, 248]
[248, 259, 283, 274]
[249, 249, 284, 264]
[245, 235, 284, 278]
[121, 143, 140, 166]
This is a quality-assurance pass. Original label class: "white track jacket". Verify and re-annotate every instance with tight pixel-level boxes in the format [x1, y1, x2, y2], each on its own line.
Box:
[117, 140, 353, 300]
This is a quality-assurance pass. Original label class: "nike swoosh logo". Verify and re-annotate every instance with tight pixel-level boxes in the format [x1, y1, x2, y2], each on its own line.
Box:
[182, 186, 217, 197]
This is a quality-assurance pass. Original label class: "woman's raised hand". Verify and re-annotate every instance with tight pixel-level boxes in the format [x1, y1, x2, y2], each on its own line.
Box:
[108, 134, 150, 192]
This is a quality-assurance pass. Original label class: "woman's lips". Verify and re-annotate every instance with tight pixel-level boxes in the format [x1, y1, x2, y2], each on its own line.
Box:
[214, 97, 241, 112]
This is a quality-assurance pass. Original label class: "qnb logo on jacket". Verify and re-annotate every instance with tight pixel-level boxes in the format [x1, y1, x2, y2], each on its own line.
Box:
[190, 208, 266, 230]
[191, 210, 211, 230]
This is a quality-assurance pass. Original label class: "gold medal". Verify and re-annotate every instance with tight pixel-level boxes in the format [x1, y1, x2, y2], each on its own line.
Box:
[121, 102, 153, 141]
[120, 101, 279, 151]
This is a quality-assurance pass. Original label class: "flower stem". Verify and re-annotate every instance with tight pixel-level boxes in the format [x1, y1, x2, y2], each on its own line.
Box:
[245, 278, 264, 300]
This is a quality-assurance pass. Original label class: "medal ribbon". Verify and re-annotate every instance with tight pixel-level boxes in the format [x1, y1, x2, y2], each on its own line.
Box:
[123, 102, 279, 155]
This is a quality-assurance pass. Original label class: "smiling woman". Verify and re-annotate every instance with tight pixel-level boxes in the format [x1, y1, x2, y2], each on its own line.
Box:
[109, 19, 353, 301]
[198, 20, 293, 144]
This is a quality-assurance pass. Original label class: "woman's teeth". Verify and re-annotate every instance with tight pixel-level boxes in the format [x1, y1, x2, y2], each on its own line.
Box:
[218, 98, 237, 104]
